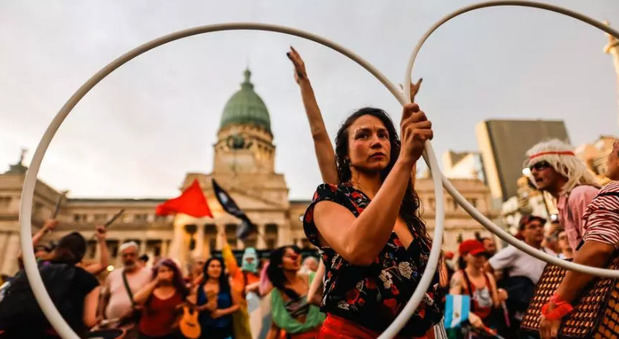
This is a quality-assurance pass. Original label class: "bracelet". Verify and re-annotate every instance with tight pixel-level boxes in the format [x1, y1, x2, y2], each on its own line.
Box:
[549, 293, 569, 306]
[542, 294, 574, 321]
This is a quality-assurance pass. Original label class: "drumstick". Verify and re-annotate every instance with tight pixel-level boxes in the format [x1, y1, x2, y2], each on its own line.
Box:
[52, 190, 68, 218]
[104, 209, 125, 228]
[90, 209, 124, 240]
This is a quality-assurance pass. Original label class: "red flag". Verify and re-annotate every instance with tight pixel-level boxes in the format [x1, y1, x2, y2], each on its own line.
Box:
[156, 179, 213, 218]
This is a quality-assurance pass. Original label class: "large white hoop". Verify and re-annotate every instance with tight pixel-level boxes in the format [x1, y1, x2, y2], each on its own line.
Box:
[404, 0, 619, 278]
[385, 1, 619, 338]
[19, 23, 445, 338]
[19, 2, 619, 338]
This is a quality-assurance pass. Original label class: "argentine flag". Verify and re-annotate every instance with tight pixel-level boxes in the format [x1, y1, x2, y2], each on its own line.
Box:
[444, 294, 470, 328]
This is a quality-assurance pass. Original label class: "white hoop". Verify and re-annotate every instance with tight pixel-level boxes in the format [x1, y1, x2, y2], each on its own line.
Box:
[380, 2, 619, 338]
[20, 3, 619, 338]
[19, 23, 445, 338]
[405, 0, 619, 278]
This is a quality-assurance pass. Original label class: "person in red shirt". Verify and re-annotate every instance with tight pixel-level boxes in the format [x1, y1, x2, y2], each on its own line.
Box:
[450, 239, 500, 332]
[134, 259, 188, 339]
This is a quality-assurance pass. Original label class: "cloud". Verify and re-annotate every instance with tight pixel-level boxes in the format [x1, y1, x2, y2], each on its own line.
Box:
[1, 0, 618, 199]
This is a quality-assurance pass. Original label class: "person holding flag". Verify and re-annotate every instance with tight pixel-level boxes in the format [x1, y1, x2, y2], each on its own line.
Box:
[449, 240, 502, 338]
[217, 229, 258, 339]
[212, 179, 278, 339]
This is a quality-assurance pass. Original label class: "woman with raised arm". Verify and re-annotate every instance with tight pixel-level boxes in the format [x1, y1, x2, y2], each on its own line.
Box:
[300, 102, 441, 338]
[134, 259, 188, 339]
[0, 232, 100, 338]
[288, 48, 442, 338]
[286, 47, 422, 187]
[286, 47, 428, 312]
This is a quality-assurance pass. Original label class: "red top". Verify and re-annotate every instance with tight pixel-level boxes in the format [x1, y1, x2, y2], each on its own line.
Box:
[461, 270, 493, 320]
[138, 291, 183, 337]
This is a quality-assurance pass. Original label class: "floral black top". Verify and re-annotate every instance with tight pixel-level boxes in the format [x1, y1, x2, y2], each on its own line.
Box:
[303, 183, 444, 337]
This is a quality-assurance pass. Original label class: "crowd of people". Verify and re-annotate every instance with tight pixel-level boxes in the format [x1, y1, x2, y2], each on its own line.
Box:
[0, 47, 617, 339]
[0, 225, 324, 339]
[441, 138, 619, 339]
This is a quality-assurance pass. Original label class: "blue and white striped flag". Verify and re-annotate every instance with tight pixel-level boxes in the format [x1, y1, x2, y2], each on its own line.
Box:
[444, 294, 470, 329]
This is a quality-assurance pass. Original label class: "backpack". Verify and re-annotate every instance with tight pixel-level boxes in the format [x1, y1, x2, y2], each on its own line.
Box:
[0, 261, 77, 333]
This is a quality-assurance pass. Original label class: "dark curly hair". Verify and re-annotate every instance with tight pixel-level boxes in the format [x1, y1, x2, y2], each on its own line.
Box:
[334, 107, 429, 246]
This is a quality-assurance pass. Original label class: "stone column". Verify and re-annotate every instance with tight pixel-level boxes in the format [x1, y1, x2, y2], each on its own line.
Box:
[0, 231, 11, 275]
[0, 231, 6, 258]
[257, 224, 266, 249]
[169, 217, 185, 263]
[94, 240, 101, 260]
[161, 239, 169, 257]
[194, 224, 205, 257]
[139, 239, 147, 255]
[1, 231, 20, 276]
[277, 222, 291, 248]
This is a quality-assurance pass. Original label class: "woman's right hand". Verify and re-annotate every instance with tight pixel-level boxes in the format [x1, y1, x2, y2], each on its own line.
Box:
[398, 103, 433, 165]
[286, 46, 308, 84]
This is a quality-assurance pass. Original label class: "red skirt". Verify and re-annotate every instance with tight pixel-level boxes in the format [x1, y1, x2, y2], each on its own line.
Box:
[318, 313, 431, 339]
[289, 327, 321, 339]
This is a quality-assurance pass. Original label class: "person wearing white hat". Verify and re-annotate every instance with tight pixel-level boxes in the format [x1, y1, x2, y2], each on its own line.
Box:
[97, 241, 152, 338]
[524, 139, 601, 252]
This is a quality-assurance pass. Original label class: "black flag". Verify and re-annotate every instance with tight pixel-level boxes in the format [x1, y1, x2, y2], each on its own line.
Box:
[211, 179, 256, 240]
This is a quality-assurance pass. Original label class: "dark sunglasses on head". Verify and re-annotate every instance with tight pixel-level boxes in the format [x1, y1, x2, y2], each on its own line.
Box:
[529, 161, 551, 171]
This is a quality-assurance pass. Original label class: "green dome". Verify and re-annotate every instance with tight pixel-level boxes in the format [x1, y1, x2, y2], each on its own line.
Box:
[220, 69, 271, 134]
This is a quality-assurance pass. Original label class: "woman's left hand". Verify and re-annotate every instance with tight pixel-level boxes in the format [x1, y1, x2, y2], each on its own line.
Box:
[399, 104, 433, 164]
[287, 46, 308, 84]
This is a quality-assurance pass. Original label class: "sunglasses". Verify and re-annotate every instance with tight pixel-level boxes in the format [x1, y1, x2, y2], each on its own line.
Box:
[529, 161, 551, 171]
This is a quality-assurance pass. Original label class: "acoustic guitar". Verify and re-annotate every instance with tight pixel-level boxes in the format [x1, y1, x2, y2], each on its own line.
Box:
[179, 303, 201, 339]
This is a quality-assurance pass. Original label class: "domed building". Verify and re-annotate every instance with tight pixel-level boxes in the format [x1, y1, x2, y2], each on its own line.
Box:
[0, 68, 497, 276]
[0, 69, 311, 275]
[169, 69, 307, 262]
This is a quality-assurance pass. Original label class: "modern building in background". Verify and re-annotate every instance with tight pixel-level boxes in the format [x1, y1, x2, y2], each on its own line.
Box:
[476, 120, 570, 206]
[442, 151, 485, 181]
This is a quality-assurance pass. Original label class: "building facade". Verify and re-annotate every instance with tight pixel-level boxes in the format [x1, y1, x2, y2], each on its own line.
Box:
[0, 69, 497, 276]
